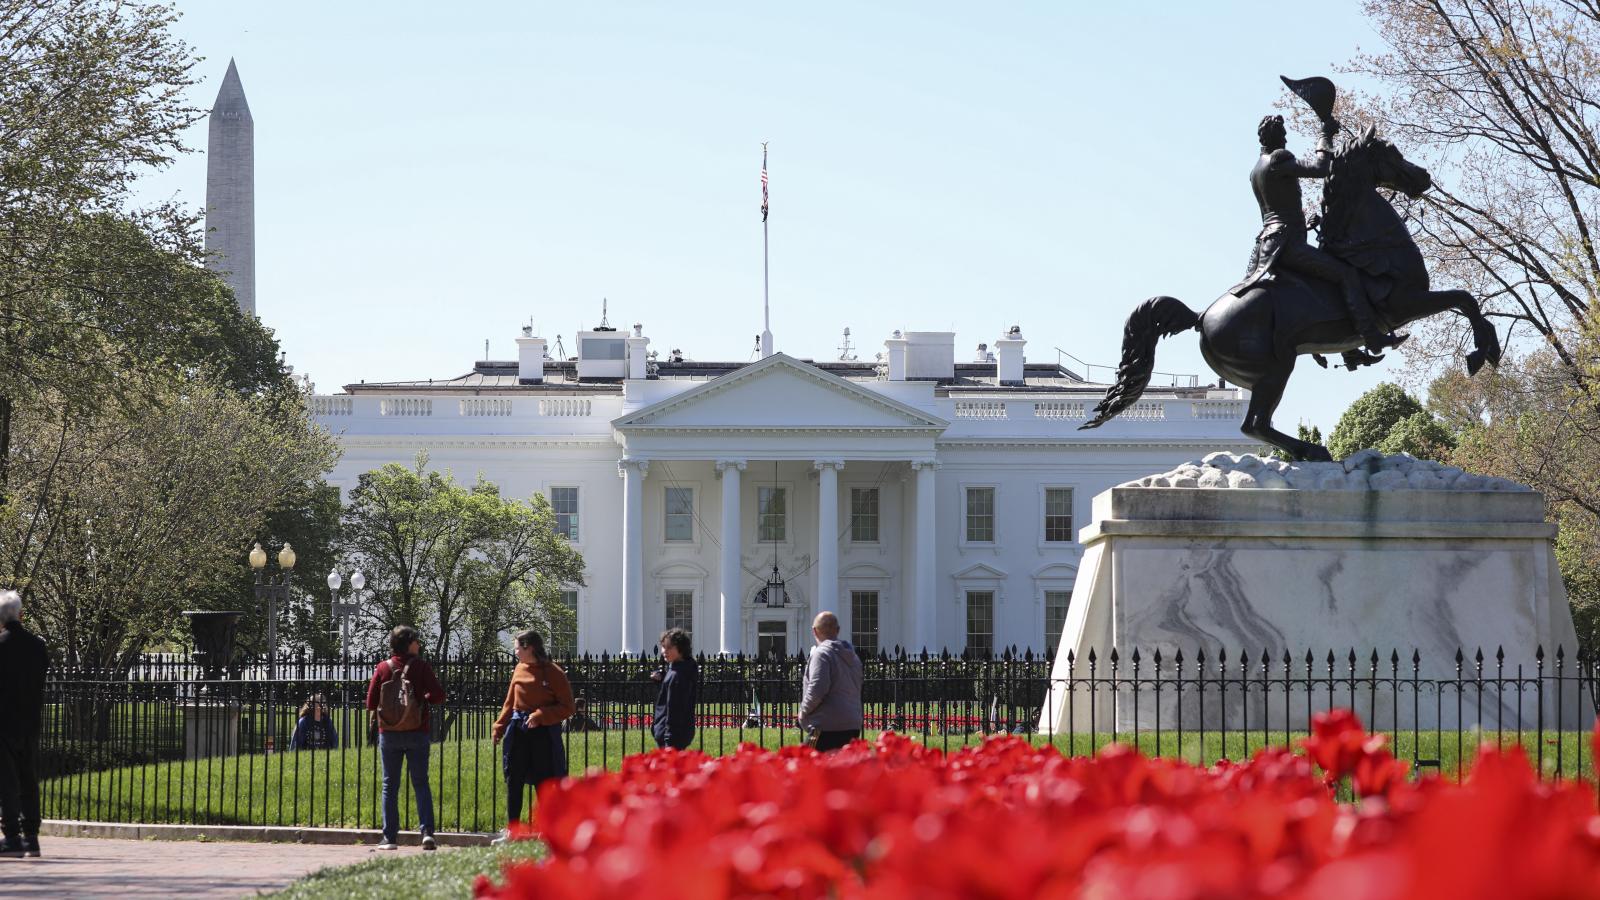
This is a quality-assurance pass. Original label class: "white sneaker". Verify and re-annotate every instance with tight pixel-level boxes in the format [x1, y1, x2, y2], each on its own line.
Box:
[376, 841, 399, 851]
[489, 829, 512, 847]
[421, 835, 437, 851]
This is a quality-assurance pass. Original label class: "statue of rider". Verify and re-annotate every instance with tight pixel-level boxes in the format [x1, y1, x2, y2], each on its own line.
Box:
[1231, 76, 1406, 361]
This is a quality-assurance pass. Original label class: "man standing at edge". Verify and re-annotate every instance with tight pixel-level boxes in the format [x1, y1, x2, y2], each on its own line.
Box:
[0, 590, 48, 859]
[797, 611, 863, 752]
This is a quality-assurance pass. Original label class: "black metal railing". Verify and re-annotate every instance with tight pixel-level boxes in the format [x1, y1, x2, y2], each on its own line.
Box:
[38, 645, 1600, 834]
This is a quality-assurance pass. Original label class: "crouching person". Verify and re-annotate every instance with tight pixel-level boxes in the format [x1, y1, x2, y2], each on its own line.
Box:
[491, 630, 573, 844]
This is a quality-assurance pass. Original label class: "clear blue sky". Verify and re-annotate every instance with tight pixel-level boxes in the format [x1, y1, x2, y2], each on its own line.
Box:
[135, 0, 1406, 433]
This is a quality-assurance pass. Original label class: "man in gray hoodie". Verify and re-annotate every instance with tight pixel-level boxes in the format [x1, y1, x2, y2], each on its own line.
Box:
[797, 611, 863, 752]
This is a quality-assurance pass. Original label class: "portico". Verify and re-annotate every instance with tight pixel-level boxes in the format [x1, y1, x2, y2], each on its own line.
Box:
[612, 353, 947, 655]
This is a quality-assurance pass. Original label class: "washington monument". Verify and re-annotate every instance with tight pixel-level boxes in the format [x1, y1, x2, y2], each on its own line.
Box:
[206, 59, 254, 317]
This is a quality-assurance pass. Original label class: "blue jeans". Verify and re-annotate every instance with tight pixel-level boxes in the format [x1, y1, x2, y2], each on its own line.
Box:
[378, 730, 434, 842]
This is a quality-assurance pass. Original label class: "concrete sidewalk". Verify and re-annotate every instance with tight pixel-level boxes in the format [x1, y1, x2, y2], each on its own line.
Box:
[0, 835, 405, 898]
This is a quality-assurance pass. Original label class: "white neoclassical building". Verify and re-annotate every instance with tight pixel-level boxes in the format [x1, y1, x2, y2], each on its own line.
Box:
[310, 322, 1255, 657]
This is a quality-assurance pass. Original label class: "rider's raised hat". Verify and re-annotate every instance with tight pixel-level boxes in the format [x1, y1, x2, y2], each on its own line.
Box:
[1280, 75, 1336, 122]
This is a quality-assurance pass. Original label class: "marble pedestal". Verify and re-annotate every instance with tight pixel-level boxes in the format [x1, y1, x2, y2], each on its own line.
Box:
[1038, 452, 1590, 734]
[183, 703, 241, 759]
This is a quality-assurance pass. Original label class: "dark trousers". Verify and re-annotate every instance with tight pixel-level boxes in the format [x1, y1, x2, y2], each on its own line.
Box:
[815, 729, 860, 753]
[378, 730, 434, 842]
[0, 732, 40, 840]
[653, 730, 694, 751]
[1278, 240, 1377, 332]
[504, 723, 562, 824]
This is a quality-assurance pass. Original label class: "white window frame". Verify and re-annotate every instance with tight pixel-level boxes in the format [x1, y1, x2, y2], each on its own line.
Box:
[550, 587, 581, 658]
[849, 486, 881, 545]
[548, 485, 582, 546]
[850, 589, 882, 657]
[1042, 589, 1071, 657]
[964, 589, 996, 658]
[654, 562, 709, 649]
[952, 563, 1006, 656]
[663, 587, 695, 639]
[1038, 484, 1078, 547]
[960, 483, 999, 547]
[756, 483, 792, 546]
[662, 483, 699, 546]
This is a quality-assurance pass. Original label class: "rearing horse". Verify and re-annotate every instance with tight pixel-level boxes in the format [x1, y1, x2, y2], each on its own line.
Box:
[1081, 126, 1501, 461]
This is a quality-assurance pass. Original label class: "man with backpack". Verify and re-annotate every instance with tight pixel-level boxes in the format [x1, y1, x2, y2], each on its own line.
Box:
[365, 625, 447, 851]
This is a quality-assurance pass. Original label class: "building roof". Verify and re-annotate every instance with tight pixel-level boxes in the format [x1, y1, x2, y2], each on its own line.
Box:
[342, 357, 1212, 396]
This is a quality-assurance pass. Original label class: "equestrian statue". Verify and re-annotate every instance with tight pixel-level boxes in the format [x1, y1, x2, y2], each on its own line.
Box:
[1081, 76, 1501, 462]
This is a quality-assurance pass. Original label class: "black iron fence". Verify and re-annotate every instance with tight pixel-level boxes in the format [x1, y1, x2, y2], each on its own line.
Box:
[39, 646, 1600, 834]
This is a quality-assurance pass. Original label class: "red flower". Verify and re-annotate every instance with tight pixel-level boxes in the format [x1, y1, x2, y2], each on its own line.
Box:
[476, 710, 1600, 900]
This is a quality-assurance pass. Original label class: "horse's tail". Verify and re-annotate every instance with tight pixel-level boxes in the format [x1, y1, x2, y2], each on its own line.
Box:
[1080, 296, 1200, 430]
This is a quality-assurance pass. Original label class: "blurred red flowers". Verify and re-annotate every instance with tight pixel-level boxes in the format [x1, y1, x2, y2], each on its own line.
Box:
[477, 711, 1600, 900]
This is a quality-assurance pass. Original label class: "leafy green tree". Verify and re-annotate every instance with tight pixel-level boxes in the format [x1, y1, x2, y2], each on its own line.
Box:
[341, 455, 585, 660]
[1334, 2, 1600, 636]
[0, 379, 338, 670]
[1, 1, 221, 489]
[1271, 423, 1323, 462]
[1327, 384, 1428, 460]
[1376, 411, 1456, 462]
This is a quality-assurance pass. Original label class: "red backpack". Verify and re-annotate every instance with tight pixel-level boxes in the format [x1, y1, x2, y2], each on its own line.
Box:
[375, 659, 424, 730]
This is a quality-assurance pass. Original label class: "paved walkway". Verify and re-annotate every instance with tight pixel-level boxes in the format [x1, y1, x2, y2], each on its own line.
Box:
[0, 836, 395, 898]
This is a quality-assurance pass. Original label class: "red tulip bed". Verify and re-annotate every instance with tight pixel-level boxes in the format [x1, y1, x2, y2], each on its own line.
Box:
[477, 710, 1600, 899]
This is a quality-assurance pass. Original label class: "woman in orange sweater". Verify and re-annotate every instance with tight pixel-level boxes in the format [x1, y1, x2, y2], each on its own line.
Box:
[490, 629, 574, 842]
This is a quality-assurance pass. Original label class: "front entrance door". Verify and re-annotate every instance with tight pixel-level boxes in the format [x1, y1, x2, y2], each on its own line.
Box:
[756, 620, 788, 659]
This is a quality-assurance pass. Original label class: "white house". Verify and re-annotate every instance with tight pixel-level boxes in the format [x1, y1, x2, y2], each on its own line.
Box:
[310, 321, 1255, 657]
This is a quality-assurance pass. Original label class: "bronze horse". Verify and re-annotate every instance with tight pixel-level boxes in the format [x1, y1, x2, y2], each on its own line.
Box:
[1081, 127, 1501, 461]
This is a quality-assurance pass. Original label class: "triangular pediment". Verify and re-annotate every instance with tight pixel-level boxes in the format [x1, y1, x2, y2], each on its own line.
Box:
[614, 354, 947, 431]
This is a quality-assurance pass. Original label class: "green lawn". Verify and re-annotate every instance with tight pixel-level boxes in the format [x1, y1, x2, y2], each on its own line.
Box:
[43, 727, 1597, 835]
[263, 842, 543, 900]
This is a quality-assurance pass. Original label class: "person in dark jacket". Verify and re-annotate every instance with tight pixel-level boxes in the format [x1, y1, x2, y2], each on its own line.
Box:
[289, 694, 339, 750]
[0, 590, 48, 858]
[651, 628, 697, 751]
[364, 625, 447, 851]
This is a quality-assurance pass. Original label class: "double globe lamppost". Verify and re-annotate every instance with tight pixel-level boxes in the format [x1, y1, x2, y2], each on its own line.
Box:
[249, 541, 295, 752]
[325, 569, 365, 664]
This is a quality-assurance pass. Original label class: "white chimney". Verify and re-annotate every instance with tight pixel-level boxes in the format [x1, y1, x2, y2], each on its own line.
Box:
[903, 331, 956, 380]
[996, 325, 1026, 386]
[974, 342, 993, 363]
[516, 329, 547, 384]
[884, 330, 908, 381]
[626, 323, 650, 380]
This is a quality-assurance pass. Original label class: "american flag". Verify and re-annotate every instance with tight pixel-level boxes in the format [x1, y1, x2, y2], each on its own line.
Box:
[760, 144, 769, 222]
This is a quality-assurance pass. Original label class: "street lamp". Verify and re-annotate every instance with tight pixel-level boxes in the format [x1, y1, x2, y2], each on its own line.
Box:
[251, 542, 295, 752]
[326, 569, 364, 661]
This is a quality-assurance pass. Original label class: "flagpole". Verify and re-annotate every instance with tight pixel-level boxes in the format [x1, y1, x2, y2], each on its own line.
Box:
[760, 142, 773, 358]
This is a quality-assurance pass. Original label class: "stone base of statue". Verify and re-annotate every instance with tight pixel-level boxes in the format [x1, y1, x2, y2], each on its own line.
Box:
[1038, 451, 1591, 734]
[183, 702, 241, 760]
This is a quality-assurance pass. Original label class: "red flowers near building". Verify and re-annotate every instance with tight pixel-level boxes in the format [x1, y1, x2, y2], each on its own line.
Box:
[477, 712, 1600, 899]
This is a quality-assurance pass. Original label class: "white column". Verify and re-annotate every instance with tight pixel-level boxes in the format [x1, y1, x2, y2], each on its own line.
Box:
[618, 459, 648, 654]
[814, 460, 844, 636]
[912, 460, 939, 652]
[716, 459, 746, 656]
